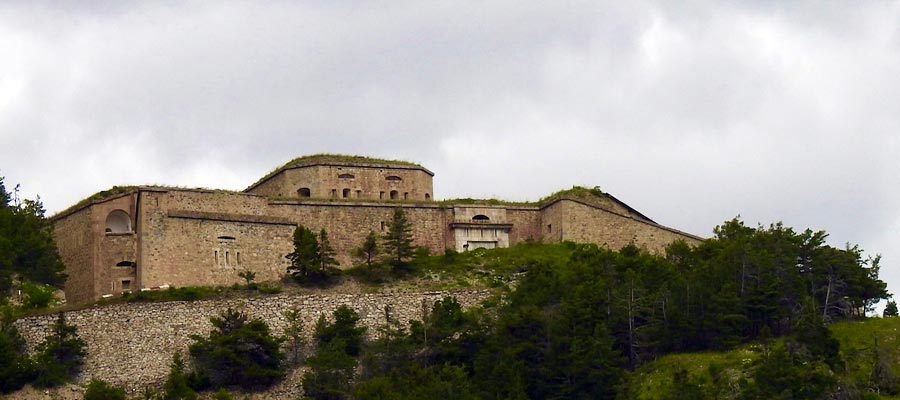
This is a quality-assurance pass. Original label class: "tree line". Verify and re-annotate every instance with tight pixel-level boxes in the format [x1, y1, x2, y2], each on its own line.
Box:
[286, 207, 416, 284]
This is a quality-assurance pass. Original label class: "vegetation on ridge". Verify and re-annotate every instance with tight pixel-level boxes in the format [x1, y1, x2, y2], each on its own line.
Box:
[54, 184, 248, 218]
[248, 153, 425, 191]
[280, 153, 423, 168]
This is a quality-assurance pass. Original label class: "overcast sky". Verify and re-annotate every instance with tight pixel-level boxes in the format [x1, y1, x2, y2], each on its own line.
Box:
[2, 1, 899, 306]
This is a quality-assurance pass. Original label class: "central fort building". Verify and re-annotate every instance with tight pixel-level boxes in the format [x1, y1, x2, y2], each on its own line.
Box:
[51, 154, 702, 304]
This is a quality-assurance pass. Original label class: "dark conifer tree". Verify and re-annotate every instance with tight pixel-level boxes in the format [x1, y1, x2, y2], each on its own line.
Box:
[286, 224, 320, 278]
[383, 207, 414, 267]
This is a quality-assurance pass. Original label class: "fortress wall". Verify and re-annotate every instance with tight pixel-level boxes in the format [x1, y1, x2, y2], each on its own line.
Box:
[506, 208, 543, 244]
[245, 169, 288, 197]
[269, 203, 452, 266]
[294, 165, 434, 201]
[141, 217, 294, 289]
[136, 190, 294, 289]
[541, 201, 566, 243]
[14, 289, 493, 395]
[98, 234, 137, 294]
[253, 165, 435, 201]
[285, 167, 323, 198]
[558, 200, 702, 254]
[54, 207, 96, 305]
[55, 194, 139, 303]
[161, 189, 271, 215]
[582, 195, 649, 221]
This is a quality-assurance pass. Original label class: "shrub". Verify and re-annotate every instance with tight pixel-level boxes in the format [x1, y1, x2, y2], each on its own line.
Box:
[189, 308, 284, 389]
[126, 286, 221, 303]
[212, 388, 234, 400]
[282, 308, 306, 366]
[302, 306, 368, 399]
[301, 339, 357, 400]
[0, 310, 34, 393]
[162, 352, 197, 400]
[84, 378, 126, 400]
[314, 305, 367, 357]
[20, 281, 57, 309]
[32, 313, 85, 388]
[257, 282, 282, 294]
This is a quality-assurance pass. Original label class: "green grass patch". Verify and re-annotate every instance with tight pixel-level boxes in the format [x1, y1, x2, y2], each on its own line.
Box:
[341, 241, 575, 290]
[831, 317, 900, 395]
[629, 346, 761, 400]
[122, 286, 224, 302]
[628, 318, 900, 400]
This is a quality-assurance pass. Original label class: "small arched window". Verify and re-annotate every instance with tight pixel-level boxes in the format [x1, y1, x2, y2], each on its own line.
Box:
[386, 176, 402, 181]
[339, 173, 355, 179]
[472, 215, 490, 222]
[390, 190, 399, 199]
[425, 193, 431, 199]
[106, 210, 132, 233]
[342, 188, 351, 198]
[116, 261, 136, 268]
[298, 188, 311, 197]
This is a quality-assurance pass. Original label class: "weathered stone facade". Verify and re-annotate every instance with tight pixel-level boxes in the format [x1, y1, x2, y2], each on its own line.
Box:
[51, 155, 702, 304]
[14, 289, 493, 396]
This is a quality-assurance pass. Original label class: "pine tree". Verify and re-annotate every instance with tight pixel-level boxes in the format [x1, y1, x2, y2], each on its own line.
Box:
[884, 300, 898, 317]
[286, 225, 320, 278]
[318, 229, 338, 272]
[354, 231, 379, 267]
[32, 313, 86, 388]
[383, 207, 414, 267]
[0, 309, 33, 393]
[188, 308, 285, 389]
[162, 352, 197, 400]
[0, 176, 66, 298]
[282, 308, 306, 366]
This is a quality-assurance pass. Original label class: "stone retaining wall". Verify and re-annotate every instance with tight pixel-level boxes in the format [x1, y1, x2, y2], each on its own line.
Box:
[14, 289, 493, 395]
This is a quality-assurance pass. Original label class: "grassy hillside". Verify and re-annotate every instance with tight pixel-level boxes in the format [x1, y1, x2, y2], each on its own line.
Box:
[628, 317, 900, 399]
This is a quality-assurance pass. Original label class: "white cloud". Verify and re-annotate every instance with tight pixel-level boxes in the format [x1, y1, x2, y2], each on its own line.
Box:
[2, 0, 899, 298]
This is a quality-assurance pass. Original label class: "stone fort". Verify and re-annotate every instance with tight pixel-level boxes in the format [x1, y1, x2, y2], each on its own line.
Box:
[51, 154, 702, 304]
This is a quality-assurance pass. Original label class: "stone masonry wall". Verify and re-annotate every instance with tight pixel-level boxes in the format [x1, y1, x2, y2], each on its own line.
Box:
[145, 217, 295, 289]
[138, 190, 292, 290]
[15, 289, 493, 394]
[268, 201, 452, 266]
[558, 199, 702, 253]
[250, 164, 434, 201]
[506, 208, 543, 244]
[53, 207, 95, 305]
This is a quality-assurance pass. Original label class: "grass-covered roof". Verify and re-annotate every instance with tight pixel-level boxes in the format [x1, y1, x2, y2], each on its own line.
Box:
[280, 154, 423, 168]
[246, 154, 429, 191]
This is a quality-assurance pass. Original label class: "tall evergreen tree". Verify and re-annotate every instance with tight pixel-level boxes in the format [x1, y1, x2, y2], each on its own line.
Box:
[0, 176, 66, 297]
[318, 229, 338, 272]
[286, 224, 320, 278]
[354, 231, 379, 267]
[188, 308, 284, 389]
[383, 207, 414, 267]
[0, 309, 34, 393]
[884, 300, 898, 318]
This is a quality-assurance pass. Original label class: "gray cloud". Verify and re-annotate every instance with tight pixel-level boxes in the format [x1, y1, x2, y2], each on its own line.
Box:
[2, 1, 899, 303]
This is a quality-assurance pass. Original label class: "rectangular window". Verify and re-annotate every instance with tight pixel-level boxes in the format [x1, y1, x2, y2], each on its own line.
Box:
[214, 250, 218, 265]
[122, 280, 131, 291]
[331, 189, 337, 197]
[380, 221, 386, 231]
[236, 252, 241, 266]
[403, 192, 408, 200]
[547, 224, 552, 233]
[225, 251, 230, 266]
[380, 191, 385, 199]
